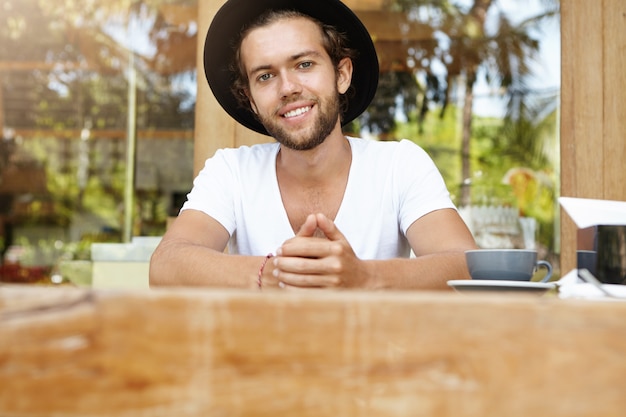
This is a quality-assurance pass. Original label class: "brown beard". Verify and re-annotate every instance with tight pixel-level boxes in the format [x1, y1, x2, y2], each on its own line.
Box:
[258, 91, 342, 151]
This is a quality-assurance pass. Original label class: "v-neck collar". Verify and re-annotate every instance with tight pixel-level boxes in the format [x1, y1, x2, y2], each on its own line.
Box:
[272, 137, 356, 236]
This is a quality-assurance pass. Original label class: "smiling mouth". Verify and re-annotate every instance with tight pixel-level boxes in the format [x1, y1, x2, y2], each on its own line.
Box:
[282, 106, 311, 119]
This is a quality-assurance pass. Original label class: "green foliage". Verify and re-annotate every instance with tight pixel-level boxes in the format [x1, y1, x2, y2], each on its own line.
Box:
[1, 0, 194, 230]
[392, 103, 558, 251]
[1, 0, 561, 265]
[395, 106, 464, 200]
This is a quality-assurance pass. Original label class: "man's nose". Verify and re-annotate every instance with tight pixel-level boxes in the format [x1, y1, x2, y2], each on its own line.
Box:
[278, 71, 302, 97]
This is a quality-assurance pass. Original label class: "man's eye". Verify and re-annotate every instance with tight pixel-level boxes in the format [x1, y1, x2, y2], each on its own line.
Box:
[258, 73, 272, 82]
[299, 61, 313, 69]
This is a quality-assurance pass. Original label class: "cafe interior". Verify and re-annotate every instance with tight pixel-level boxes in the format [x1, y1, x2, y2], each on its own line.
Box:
[1, 0, 625, 415]
[1, 0, 565, 285]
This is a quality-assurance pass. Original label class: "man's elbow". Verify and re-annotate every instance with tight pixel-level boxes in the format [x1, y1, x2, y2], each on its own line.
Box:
[148, 248, 170, 287]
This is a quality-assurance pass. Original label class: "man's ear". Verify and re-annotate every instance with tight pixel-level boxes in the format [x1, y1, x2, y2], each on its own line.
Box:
[336, 57, 353, 95]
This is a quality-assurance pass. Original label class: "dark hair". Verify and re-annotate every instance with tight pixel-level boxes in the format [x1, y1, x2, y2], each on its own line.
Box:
[230, 9, 357, 118]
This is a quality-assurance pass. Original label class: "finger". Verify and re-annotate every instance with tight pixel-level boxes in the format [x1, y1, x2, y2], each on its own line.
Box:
[277, 237, 338, 259]
[296, 214, 318, 237]
[278, 282, 329, 292]
[315, 213, 347, 242]
[273, 253, 318, 274]
[275, 269, 338, 288]
[273, 256, 342, 286]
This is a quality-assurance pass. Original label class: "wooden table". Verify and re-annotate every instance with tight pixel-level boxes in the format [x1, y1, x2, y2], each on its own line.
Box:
[1, 284, 625, 416]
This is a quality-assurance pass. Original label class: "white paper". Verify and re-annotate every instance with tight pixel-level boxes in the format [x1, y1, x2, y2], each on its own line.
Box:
[557, 269, 626, 301]
[559, 197, 626, 229]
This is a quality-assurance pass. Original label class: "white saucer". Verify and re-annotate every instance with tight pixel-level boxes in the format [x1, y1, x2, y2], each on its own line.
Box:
[448, 280, 556, 294]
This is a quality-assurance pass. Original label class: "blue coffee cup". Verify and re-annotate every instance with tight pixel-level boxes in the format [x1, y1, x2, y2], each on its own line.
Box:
[465, 249, 553, 282]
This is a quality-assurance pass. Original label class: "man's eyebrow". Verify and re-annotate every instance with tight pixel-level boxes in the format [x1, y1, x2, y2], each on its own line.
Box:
[291, 50, 324, 61]
[248, 50, 325, 76]
[249, 64, 272, 76]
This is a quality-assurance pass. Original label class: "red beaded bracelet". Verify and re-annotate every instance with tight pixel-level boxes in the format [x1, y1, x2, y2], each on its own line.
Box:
[257, 253, 274, 290]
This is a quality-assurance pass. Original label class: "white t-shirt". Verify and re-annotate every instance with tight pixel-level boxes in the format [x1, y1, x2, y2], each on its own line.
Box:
[182, 137, 455, 259]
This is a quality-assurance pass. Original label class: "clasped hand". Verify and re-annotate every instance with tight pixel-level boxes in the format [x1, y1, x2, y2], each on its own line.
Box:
[272, 213, 367, 289]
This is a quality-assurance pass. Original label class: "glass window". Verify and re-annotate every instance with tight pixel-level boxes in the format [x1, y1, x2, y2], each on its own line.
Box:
[0, 0, 560, 284]
[347, 0, 560, 259]
[1, 0, 197, 283]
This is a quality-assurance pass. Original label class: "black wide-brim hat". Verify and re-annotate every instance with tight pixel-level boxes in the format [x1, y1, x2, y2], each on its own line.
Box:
[203, 0, 379, 136]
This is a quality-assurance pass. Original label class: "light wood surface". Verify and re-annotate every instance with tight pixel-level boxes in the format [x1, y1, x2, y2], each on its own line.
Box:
[560, 0, 626, 272]
[1, 285, 625, 416]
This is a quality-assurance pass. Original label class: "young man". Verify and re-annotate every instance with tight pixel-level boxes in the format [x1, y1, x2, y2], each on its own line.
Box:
[149, 0, 477, 290]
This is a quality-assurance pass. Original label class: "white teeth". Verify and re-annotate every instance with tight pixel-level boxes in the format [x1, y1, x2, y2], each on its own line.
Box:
[283, 106, 311, 118]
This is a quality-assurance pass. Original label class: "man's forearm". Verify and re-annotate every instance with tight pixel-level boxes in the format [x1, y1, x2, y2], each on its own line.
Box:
[363, 252, 470, 290]
[149, 240, 259, 288]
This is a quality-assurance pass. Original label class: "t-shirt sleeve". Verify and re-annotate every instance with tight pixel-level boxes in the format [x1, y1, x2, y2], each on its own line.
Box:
[180, 149, 238, 235]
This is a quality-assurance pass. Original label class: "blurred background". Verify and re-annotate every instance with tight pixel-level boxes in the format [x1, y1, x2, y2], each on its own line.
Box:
[0, 0, 561, 284]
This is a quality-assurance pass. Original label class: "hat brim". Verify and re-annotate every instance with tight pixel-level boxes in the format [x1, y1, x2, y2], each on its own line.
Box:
[203, 0, 379, 136]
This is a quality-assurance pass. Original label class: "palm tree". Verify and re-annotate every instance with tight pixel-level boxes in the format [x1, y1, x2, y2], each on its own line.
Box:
[360, 0, 559, 206]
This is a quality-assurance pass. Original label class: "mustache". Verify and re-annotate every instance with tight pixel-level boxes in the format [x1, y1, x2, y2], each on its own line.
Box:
[274, 96, 318, 114]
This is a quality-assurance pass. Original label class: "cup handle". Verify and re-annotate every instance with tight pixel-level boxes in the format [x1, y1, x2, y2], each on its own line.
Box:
[535, 260, 553, 282]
